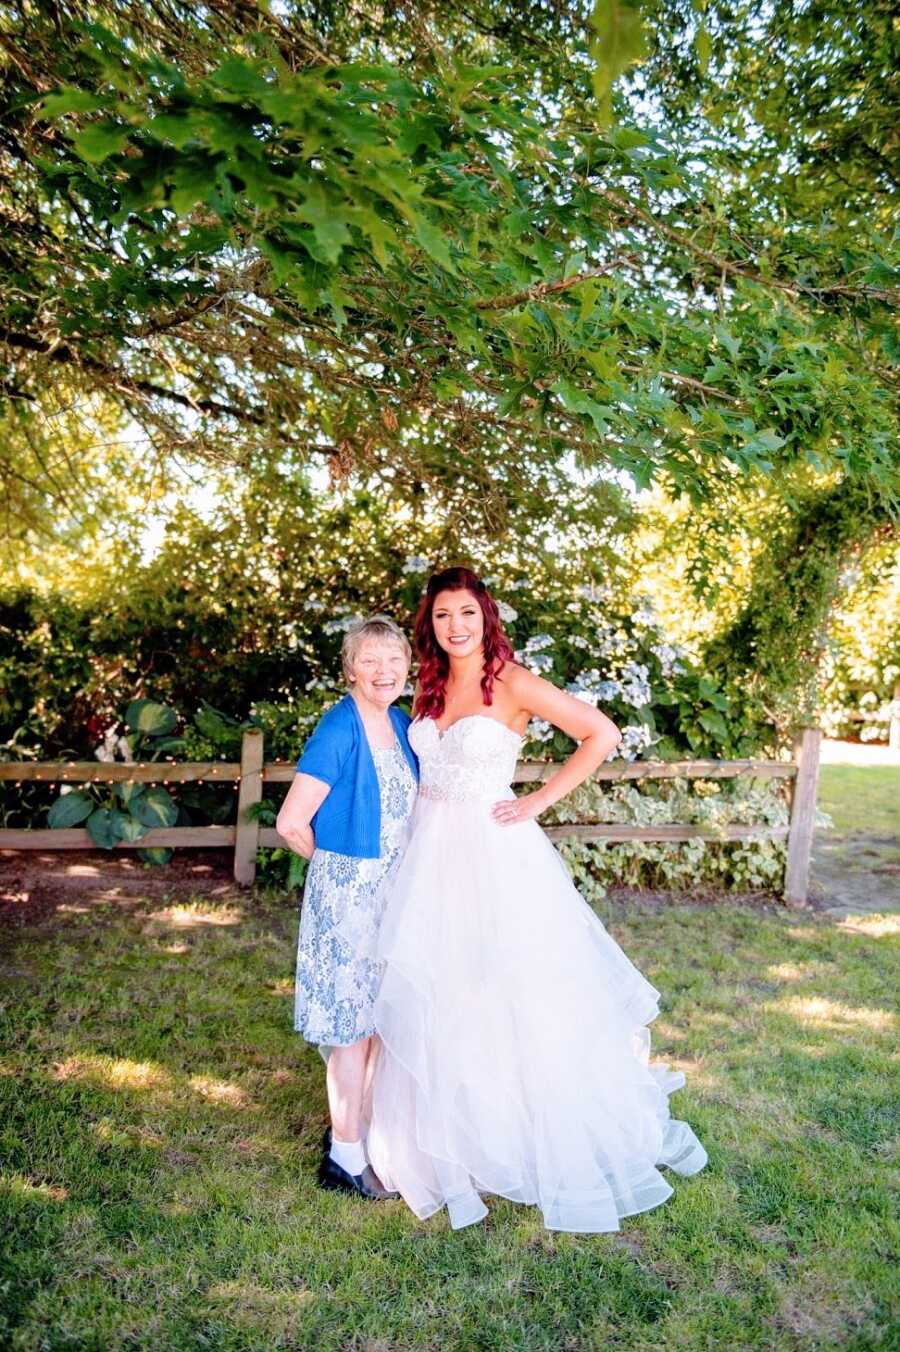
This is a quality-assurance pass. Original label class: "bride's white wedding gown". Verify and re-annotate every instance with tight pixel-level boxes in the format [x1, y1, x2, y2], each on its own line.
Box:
[366, 715, 707, 1232]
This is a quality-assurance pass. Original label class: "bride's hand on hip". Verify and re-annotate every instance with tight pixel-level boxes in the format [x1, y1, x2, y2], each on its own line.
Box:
[491, 791, 547, 826]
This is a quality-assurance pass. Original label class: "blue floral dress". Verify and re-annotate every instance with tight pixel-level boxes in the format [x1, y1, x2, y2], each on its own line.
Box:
[294, 742, 417, 1046]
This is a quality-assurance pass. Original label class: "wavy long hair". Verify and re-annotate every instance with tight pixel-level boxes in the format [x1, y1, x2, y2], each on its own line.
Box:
[413, 567, 515, 720]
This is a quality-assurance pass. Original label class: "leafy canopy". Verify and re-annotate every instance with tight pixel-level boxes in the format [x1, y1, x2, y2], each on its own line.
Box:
[0, 0, 896, 541]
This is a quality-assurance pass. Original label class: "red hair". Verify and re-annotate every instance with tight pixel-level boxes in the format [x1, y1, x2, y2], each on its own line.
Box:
[413, 567, 515, 720]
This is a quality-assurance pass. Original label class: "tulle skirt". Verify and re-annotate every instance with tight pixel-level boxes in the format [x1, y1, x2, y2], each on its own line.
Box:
[366, 795, 707, 1232]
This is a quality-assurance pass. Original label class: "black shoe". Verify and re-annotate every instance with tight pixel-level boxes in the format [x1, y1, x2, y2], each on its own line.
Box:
[317, 1152, 398, 1200]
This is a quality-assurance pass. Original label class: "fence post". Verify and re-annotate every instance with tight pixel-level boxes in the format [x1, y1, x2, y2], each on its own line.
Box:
[784, 727, 822, 908]
[234, 729, 264, 885]
[890, 683, 900, 752]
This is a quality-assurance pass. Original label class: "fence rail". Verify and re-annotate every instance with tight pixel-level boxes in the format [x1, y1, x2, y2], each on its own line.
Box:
[0, 728, 822, 905]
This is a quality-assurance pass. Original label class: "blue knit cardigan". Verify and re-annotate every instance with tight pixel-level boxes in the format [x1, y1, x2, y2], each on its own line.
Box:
[295, 694, 419, 858]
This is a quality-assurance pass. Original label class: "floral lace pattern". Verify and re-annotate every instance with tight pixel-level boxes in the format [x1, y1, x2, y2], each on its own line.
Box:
[410, 716, 522, 804]
[294, 743, 417, 1046]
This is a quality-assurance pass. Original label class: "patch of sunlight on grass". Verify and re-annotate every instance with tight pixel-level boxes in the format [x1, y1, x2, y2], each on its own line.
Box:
[765, 959, 836, 982]
[784, 925, 825, 941]
[189, 1075, 252, 1108]
[56, 904, 91, 914]
[146, 903, 243, 930]
[51, 1055, 173, 1092]
[1, 1174, 69, 1203]
[766, 961, 805, 981]
[204, 1280, 315, 1338]
[774, 995, 896, 1032]
[161, 942, 190, 954]
[267, 977, 294, 997]
[665, 1057, 719, 1091]
[839, 913, 900, 938]
[88, 1119, 164, 1150]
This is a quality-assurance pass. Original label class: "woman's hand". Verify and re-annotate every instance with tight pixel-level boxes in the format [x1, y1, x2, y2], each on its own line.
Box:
[491, 790, 548, 826]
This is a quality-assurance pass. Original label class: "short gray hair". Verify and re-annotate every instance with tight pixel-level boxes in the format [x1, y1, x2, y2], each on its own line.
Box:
[341, 616, 411, 684]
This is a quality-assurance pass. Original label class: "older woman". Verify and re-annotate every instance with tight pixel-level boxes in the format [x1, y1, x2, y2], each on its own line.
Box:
[277, 616, 418, 1199]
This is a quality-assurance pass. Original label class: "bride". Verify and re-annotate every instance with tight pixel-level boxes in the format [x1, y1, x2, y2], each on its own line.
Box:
[366, 566, 707, 1232]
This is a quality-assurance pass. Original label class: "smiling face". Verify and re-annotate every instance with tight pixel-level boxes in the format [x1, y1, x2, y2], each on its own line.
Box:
[348, 637, 410, 708]
[431, 588, 485, 660]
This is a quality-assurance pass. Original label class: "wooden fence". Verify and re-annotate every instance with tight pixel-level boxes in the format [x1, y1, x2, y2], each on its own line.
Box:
[0, 728, 822, 906]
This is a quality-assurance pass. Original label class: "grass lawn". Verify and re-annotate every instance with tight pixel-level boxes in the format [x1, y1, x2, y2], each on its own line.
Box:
[1, 888, 898, 1352]
[818, 764, 900, 837]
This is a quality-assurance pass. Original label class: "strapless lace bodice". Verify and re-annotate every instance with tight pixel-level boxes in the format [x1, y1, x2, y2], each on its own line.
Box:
[409, 716, 522, 803]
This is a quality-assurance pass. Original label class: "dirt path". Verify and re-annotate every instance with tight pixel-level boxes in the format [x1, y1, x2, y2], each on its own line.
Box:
[810, 740, 900, 919]
[2, 740, 896, 928]
[0, 848, 243, 929]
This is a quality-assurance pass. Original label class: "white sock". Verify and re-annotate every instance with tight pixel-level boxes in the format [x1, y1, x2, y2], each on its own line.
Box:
[330, 1138, 367, 1177]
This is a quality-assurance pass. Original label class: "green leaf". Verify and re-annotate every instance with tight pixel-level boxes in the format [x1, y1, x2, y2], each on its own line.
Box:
[125, 701, 177, 736]
[133, 787, 178, 829]
[86, 807, 125, 849]
[698, 710, 728, 741]
[589, 0, 648, 124]
[714, 324, 741, 361]
[40, 88, 111, 118]
[291, 186, 353, 266]
[410, 213, 456, 273]
[48, 790, 94, 828]
[138, 847, 174, 866]
[113, 781, 146, 809]
[550, 378, 612, 434]
[287, 852, 308, 889]
[169, 161, 214, 215]
[114, 811, 149, 843]
[695, 25, 712, 75]
[73, 121, 131, 163]
[578, 278, 602, 324]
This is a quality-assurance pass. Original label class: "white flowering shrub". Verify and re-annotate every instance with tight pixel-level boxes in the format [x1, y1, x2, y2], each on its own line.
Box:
[500, 582, 743, 763]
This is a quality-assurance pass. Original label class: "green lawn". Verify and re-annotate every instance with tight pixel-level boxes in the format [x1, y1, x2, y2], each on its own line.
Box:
[818, 764, 900, 836]
[1, 891, 898, 1351]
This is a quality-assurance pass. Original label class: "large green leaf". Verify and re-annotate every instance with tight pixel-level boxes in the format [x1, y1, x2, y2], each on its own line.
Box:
[86, 807, 125, 849]
[133, 787, 178, 828]
[138, 847, 174, 866]
[40, 88, 111, 117]
[125, 701, 177, 736]
[698, 710, 729, 742]
[113, 781, 146, 809]
[73, 121, 131, 163]
[114, 812, 149, 843]
[47, 790, 94, 828]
